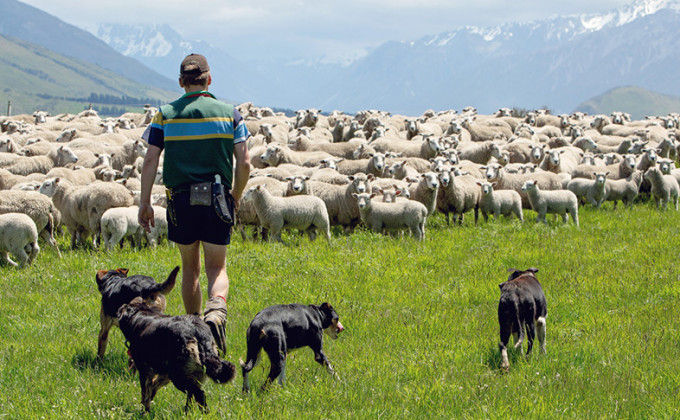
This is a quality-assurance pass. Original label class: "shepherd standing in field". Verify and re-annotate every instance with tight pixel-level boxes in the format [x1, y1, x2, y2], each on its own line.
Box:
[138, 53, 251, 353]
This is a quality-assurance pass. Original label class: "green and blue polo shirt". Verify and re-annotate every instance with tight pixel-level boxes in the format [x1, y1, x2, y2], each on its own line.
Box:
[145, 91, 249, 190]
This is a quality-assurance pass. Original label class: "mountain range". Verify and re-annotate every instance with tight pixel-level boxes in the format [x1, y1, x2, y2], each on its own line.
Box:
[2, 0, 680, 118]
[93, 0, 680, 116]
[0, 0, 179, 115]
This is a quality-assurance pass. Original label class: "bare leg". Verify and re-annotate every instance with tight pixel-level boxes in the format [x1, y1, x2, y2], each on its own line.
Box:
[178, 241, 202, 314]
[202, 242, 228, 300]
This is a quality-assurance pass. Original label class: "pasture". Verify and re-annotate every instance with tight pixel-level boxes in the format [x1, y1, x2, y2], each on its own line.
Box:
[0, 205, 678, 419]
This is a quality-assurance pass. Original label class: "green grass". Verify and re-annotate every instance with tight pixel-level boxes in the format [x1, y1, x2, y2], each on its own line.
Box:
[0, 204, 679, 419]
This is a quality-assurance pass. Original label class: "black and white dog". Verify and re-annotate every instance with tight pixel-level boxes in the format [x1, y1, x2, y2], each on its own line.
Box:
[240, 303, 344, 391]
[95, 266, 178, 359]
[498, 267, 547, 370]
[117, 298, 236, 412]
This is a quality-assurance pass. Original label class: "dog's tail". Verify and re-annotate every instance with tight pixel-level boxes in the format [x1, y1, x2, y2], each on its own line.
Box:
[152, 266, 179, 295]
[204, 354, 236, 384]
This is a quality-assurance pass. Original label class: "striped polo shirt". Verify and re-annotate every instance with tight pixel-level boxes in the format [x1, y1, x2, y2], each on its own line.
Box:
[145, 91, 249, 190]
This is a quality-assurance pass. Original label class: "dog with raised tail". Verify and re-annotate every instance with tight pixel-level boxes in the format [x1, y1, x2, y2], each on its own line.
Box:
[497, 267, 547, 371]
[240, 302, 344, 392]
[95, 266, 179, 359]
[117, 298, 236, 413]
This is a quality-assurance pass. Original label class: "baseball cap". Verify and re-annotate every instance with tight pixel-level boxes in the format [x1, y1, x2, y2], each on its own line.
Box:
[180, 54, 210, 75]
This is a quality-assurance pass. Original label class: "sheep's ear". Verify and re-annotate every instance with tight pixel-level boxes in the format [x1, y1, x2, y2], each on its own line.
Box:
[476, 181, 482, 186]
[395, 190, 402, 197]
[492, 182, 497, 188]
[351, 193, 358, 198]
[337, 158, 344, 163]
[593, 172, 596, 177]
[606, 171, 610, 176]
[285, 177, 293, 181]
[369, 193, 377, 199]
[304, 176, 310, 180]
[367, 174, 374, 180]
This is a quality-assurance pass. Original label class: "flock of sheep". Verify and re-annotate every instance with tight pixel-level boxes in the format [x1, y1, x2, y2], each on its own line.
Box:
[0, 102, 678, 265]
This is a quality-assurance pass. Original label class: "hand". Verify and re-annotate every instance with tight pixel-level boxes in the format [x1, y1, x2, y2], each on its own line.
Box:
[138, 203, 155, 233]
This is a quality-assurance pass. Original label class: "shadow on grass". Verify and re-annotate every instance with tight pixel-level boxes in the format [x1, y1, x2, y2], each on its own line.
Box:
[72, 347, 133, 379]
[482, 344, 525, 372]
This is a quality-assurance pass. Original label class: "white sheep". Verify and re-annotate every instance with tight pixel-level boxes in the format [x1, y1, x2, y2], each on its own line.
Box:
[309, 173, 373, 233]
[604, 171, 643, 209]
[476, 181, 523, 222]
[482, 163, 564, 208]
[404, 118, 443, 140]
[3, 145, 79, 175]
[407, 172, 440, 215]
[566, 171, 610, 208]
[0, 213, 39, 267]
[244, 184, 330, 244]
[260, 144, 333, 168]
[100, 206, 144, 250]
[336, 153, 386, 177]
[643, 166, 679, 211]
[436, 168, 480, 225]
[0, 189, 61, 256]
[521, 180, 579, 227]
[292, 136, 366, 159]
[457, 141, 502, 164]
[369, 136, 442, 160]
[571, 154, 636, 180]
[352, 192, 427, 240]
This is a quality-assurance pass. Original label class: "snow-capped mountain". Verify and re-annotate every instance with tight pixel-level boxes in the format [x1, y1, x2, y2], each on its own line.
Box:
[94, 0, 680, 114]
[96, 24, 274, 104]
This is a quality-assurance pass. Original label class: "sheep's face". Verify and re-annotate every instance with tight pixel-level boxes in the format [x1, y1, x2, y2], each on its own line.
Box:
[426, 137, 441, 153]
[484, 164, 502, 182]
[448, 121, 462, 134]
[100, 121, 116, 134]
[101, 169, 117, 182]
[405, 119, 418, 133]
[547, 150, 561, 166]
[594, 172, 608, 186]
[94, 153, 113, 167]
[59, 146, 79, 164]
[479, 182, 494, 196]
[521, 180, 537, 192]
[658, 160, 674, 175]
[353, 192, 374, 210]
[370, 153, 385, 172]
[320, 158, 340, 170]
[438, 170, 451, 187]
[530, 145, 544, 163]
[259, 124, 274, 139]
[39, 178, 59, 197]
[0, 139, 10, 153]
[349, 174, 371, 194]
[287, 176, 308, 195]
[423, 173, 439, 190]
[430, 157, 448, 172]
[260, 146, 280, 166]
[642, 148, 658, 164]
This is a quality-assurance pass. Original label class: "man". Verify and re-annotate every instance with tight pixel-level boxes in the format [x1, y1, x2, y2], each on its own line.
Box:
[138, 53, 251, 353]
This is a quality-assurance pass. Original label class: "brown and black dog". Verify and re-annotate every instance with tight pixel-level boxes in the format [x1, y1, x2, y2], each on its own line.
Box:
[498, 267, 547, 370]
[240, 302, 344, 392]
[96, 266, 178, 359]
[117, 298, 236, 412]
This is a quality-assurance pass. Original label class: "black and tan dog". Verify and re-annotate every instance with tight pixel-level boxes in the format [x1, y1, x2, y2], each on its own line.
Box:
[240, 302, 344, 392]
[498, 267, 547, 371]
[117, 298, 236, 412]
[96, 266, 179, 359]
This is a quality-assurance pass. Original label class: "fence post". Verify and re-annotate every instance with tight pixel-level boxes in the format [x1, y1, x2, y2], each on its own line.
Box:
[7, 100, 11, 116]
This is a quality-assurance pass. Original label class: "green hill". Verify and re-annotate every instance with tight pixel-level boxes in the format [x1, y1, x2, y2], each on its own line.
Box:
[574, 86, 680, 120]
[0, 34, 179, 116]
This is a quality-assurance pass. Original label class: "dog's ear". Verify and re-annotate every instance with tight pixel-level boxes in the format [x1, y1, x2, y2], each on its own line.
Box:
[116, 268, 129, 276]
[527, 267, 539, 274]
[96, 269, 109, 283]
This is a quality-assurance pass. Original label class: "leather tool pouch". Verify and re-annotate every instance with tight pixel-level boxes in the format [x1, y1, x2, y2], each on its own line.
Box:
[189, 182, 212, 206]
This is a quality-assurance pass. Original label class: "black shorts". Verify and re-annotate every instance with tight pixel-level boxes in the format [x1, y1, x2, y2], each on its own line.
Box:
[167, 190, 234, 245]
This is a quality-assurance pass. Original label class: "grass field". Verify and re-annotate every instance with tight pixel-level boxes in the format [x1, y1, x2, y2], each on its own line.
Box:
[0, 204, 678, 419]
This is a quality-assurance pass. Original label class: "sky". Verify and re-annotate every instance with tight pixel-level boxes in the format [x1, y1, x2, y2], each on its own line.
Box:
[20, 0, 636, 61]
